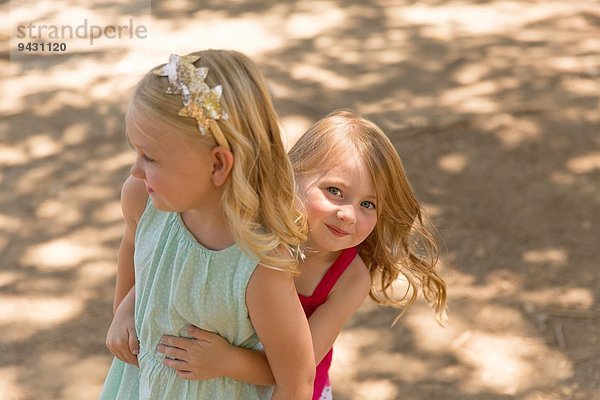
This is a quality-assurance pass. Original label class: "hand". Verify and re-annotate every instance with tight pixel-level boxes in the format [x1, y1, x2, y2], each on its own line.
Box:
[157, 325, 233, 380]
[106, 295, 139, 367]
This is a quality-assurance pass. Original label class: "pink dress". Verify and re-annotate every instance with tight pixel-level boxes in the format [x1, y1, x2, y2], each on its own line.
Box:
[298, 247, 358, 400]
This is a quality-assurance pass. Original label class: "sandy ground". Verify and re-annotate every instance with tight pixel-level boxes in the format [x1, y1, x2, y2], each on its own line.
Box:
[1, 1, 599, 399]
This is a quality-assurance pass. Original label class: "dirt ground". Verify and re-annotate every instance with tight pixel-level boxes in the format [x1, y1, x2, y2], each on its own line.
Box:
[1, 1, 599, 399]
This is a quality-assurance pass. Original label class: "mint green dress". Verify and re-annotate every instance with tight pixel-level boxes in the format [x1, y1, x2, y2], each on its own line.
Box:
[100, 200, 272, 399]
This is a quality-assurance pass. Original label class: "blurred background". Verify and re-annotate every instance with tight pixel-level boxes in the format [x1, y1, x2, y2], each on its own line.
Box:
[1, 1, 599, 399]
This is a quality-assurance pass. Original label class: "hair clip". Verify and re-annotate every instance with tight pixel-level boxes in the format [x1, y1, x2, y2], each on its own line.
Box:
[153, 54, 228, 134]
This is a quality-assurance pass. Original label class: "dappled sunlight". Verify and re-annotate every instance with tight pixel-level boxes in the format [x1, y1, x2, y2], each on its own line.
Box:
[33, 351, 113, 399]
[284, 3, 346, 40]
[523, 247, 568, 265]
[520, 287, 595, 310]
[0, 271, 19, 288]
[566, 152, 600, 174]
[440, 81, 501, 113]
[76, 260, 117, 289]
[476, 113, 543, 148]
[91, 199, 124, 224]
[96, 151, 136, 173]
[60, 355, 114, 399]
[3, 0, 599, 398]
[438, 153, 469, 174]
[280, 114, 314, 150]
[561, 77, 600, 97]
[459, 333, 572, 395]
[23, 133, 63, 159]
[291, 64, 356, 91]
[354, 380, 398, 400]
[20, 235, 114, 270]
[0, 367, 27, 400]
[36, 198, 83, 222]
[0, 296, 83, 325]
[0, 144, 29, 167]
[393, 1, 590, 36]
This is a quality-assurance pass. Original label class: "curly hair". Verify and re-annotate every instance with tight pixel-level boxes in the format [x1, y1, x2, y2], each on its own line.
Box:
[130, 49, 306, 273]
[289, 110, 447, 323]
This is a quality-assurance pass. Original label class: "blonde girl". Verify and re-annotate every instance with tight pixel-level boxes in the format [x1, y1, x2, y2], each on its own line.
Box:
[100, 50, 315, 400]
[153, 110, 447, 399]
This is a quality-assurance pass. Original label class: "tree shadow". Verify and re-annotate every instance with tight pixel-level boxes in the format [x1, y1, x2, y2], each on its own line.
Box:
[2, 0, 599, 399]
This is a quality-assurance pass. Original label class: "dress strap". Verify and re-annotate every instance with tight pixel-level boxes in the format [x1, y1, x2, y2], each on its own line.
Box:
[312, 247, 358, 298]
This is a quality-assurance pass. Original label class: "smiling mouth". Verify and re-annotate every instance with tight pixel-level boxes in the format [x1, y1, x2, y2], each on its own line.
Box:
[326, 224, 349, 237]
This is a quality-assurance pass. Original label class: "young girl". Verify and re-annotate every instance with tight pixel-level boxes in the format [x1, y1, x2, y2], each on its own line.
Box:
[127, 110, 448, 399]
[100, 50, 315, 400]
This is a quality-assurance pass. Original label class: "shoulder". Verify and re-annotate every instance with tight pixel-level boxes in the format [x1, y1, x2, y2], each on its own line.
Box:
[248, 263, 295, 289]
[331, 252, 371, 300]
[246, 264, 297, 314]
[121, 175, 149, 229]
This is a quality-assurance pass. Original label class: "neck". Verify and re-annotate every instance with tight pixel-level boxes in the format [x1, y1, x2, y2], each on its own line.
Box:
[301, 244, 341, 270]
[181, 205, 234, 251]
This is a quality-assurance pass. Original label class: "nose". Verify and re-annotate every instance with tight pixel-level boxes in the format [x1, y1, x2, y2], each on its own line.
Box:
[336, 204, 357, 224]
[130, 157, 145, 180]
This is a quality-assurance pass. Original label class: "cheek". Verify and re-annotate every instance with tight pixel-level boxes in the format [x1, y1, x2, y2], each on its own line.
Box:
[358, 215, 377, 238]
[144, 167, 169, 191]
[305, 194, 334, 220]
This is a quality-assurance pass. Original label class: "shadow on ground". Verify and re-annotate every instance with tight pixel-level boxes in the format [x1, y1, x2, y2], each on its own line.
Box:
[1, 1, 598, 399]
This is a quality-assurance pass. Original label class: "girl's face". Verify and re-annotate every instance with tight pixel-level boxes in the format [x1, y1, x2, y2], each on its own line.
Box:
[300, 155, 378, 254]
[126, 109, 216, 212]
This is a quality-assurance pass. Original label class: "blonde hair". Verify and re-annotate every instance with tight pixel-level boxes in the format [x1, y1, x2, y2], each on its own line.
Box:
[130, 49, 305, 273]
[289, 110, 447, 323]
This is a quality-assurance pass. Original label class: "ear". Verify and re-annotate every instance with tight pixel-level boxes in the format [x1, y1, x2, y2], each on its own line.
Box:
[210, 146, 234, 187]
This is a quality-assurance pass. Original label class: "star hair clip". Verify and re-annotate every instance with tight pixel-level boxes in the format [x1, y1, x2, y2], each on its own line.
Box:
[153, 54, 228, 134]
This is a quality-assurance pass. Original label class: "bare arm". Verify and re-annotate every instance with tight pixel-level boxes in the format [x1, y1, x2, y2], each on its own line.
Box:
[157, 257, 371, 387]
[305, 256, 371, 363]
[105, 175, 147, 363]
[113, 175, 147, 312]
[106, 286, 138, 366]
[246, 265, 315, 400]
[158, 326, 274, 384]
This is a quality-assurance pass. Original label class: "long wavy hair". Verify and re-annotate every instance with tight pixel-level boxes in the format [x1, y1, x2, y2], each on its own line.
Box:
[130, 49, 306, 273]
[289, 110, 447, 323]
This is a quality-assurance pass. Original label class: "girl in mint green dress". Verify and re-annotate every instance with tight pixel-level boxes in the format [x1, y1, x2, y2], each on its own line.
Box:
[99, 50, 315, 399]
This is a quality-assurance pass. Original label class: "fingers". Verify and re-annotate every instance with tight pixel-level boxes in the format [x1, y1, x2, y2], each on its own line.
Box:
[128, 328, 139, 356]
[162, 358, 210, 381]
[156, 343, 187, 361]
[106, 330, 139, 366]
[162, 357, 189, 371]
[187, 325, 212, 340]
[112, 348, 138, 366]
[160, 334, 200, 350]
[115, 344, 138, 366]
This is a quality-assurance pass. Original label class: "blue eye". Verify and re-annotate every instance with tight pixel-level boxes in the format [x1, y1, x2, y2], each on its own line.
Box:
[361, 201, 375, 210]
[327, 187, 342, 196]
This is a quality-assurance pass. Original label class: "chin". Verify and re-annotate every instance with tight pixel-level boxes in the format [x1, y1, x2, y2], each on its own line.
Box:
[150, 198, 173, 212]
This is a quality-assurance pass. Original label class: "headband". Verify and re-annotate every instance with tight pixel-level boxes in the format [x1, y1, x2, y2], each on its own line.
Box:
[153, 54, 229, 136]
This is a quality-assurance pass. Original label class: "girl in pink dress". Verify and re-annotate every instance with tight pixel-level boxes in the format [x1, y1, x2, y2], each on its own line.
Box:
[113, 110, 448, 399]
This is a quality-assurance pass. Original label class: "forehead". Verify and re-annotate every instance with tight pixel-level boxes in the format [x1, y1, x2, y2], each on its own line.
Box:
[303, 157, 376, 193]
[125, 105, 165, 144]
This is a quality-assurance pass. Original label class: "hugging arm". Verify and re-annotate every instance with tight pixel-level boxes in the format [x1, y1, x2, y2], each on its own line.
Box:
[106, 287, 139, 366]
[105, 176, 147, 365]
[160, 265, 315, 397]
[113, 175, 147, 310]
[246, 265, 315, 399]
[159, 257, 371, 389]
